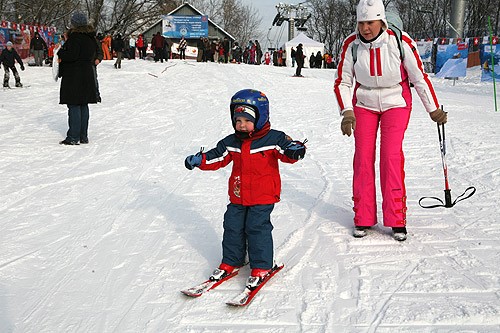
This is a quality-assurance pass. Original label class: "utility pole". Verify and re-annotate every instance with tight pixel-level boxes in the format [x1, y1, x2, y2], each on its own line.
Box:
[272, 3, 311, 41]
[449, 0, 466, 39]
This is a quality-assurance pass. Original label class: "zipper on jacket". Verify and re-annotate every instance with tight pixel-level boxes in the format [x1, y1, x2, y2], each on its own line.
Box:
[371, 43, 384, 111]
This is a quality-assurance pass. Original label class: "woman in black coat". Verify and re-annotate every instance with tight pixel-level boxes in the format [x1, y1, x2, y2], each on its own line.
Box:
[58, 12, 98, 145]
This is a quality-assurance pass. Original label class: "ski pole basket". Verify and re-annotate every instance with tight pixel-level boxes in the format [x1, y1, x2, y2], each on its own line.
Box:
[418, 122, 476, 209]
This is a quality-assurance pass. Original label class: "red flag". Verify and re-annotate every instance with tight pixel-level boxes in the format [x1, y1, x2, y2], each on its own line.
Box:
[473, 37, 479, 46]
[11, 22, 18, 30]
[493, 36, 498, 45]
[1, 21, 8, 28]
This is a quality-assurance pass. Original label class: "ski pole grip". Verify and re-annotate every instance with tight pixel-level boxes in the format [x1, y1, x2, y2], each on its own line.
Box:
[444, 189, 453, 208]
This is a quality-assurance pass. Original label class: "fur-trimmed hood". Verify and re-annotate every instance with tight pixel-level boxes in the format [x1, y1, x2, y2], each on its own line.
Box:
[67, 25, 96, 37]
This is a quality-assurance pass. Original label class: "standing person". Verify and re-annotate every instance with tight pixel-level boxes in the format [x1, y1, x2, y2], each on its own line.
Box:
[101, 34, 112, 60]
[277, 48, 283, 66]
[178, 36, 187, 60]
[223, 37, 230, 63]
[129, 35, 136, 59]
[255, 40, 262, 65]
[250, 42, 257, 64]
[197, 37, 204, 62]
[136, 34, 145, 59]
[184, 89, 306, 289]
[0, 41, 25, 88]
[203, 37, 211, 62]
[294, 43, 304, 77]
[47, 42, 56, 66]
[141, 35, 148, 59]
[58, 12, 99, 145]
[151, 32, 165, 62]
[281, 48, 287, 67]
[112, 33, 125, 69]
[315, 51, 322, 68]
[162, 36, 170, 61]
[264, 51, 271, 65]
[309, 53, 315, 69]
[213, 40, 220, 63]
[218, 44, 225, 63]
[291, 47, 296, 67]
[333, 0, 446, 241]
[30, 31, 48, 66]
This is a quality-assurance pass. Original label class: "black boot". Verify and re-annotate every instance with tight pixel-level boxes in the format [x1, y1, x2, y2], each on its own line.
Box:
[392, 227, 407, 241]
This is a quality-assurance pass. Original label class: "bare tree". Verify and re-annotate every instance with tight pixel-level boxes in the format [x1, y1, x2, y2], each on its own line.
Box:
[306, 0, 356, 56]
[305, 0, 499, 58]
[1, 0, 77, 27]
[187, 0, 262, 43]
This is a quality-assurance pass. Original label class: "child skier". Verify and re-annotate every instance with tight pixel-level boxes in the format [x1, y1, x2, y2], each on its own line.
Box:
[184, 89, 306, 291]
[0, 41, 25, 88]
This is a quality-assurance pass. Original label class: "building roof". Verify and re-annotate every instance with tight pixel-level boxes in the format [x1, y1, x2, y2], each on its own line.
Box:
[148, 2, 235, 41]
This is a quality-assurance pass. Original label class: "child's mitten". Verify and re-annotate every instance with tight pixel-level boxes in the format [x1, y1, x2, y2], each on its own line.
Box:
[185, 153, 202, 170]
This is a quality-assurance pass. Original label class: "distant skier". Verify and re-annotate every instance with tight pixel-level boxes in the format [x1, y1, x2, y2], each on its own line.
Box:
[294, 43, 304, 77]
[0, 41, 25, 88]
[184, 89, 306, 289]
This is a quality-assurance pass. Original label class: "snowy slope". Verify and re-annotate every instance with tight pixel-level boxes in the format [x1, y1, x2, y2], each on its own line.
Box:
[0, 59, 499, 333]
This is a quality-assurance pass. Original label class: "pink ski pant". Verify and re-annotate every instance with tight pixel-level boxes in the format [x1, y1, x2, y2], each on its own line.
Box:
[352, 105, 411, 227]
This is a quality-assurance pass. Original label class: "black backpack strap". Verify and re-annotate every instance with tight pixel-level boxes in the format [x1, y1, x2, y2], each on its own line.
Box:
[351, 42, 358, 64]
[389, 27, 405, 61]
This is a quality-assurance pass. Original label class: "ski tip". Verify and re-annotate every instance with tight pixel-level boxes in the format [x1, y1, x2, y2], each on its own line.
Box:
[226, 301, 247, 307]
[180, 290, 202, 298]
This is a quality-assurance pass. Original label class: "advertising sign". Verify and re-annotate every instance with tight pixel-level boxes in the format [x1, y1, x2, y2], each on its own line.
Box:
[162, 15, 208, 39]
[435, 42, 469, 78]
[481, 44, 500, 82]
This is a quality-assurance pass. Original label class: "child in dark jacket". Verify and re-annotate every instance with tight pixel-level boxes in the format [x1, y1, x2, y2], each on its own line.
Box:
[0, 41, 25, 87]
[184, 89, 306, 289]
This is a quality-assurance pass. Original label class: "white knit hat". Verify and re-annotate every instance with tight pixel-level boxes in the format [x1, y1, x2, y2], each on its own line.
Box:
[357, 0, 387, 26]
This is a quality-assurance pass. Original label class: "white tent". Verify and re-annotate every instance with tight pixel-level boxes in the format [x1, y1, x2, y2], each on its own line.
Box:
[283, 33, 325, 68]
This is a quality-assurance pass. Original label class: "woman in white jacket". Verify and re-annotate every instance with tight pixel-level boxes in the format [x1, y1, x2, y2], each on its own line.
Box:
[333, 0, 447, 241]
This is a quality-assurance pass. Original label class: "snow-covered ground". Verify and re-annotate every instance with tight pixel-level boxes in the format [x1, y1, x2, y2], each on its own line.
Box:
[0, 58, 499, 333]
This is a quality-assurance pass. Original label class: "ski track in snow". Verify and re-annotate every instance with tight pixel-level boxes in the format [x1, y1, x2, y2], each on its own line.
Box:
[0, 60, 499, 333]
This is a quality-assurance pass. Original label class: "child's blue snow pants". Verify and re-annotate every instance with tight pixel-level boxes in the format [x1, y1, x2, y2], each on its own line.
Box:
[222, 203, 274, 270]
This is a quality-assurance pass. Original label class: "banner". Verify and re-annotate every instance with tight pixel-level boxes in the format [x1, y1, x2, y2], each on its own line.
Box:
[416, 40, 433, 63]
[0, 28, 10, 48]
[480, 44, 500, 82]
[171, 42, 198, 57]
[161, 15, 208, 39]
[435, 42, 468, 78]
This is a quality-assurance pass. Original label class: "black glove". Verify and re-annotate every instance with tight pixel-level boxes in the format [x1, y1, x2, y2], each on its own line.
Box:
[185, 153, 202, 170]
[20, 65, 25, 71]
[284, 140, 307, 160]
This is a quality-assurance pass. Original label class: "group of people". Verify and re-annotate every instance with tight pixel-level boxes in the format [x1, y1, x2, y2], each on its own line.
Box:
[309, 51, 336, 69]
[7, 0, 447, 294]
[96, 33, 149, 67]
[195, 38, 263, 64]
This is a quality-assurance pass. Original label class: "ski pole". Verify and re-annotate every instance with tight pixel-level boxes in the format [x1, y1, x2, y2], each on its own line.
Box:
[438, 122, 453, 207]
[419, 119, 476, 209]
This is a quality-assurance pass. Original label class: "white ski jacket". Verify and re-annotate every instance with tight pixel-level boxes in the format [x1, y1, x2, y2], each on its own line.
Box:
[334, 29, 439, 115]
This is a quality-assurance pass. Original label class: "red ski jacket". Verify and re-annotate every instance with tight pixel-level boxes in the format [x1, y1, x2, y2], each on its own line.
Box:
[198, 124, 298, 206]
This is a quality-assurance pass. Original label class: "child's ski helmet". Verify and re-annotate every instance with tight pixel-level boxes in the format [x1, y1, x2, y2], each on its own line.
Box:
[230, 89, 269, 130]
